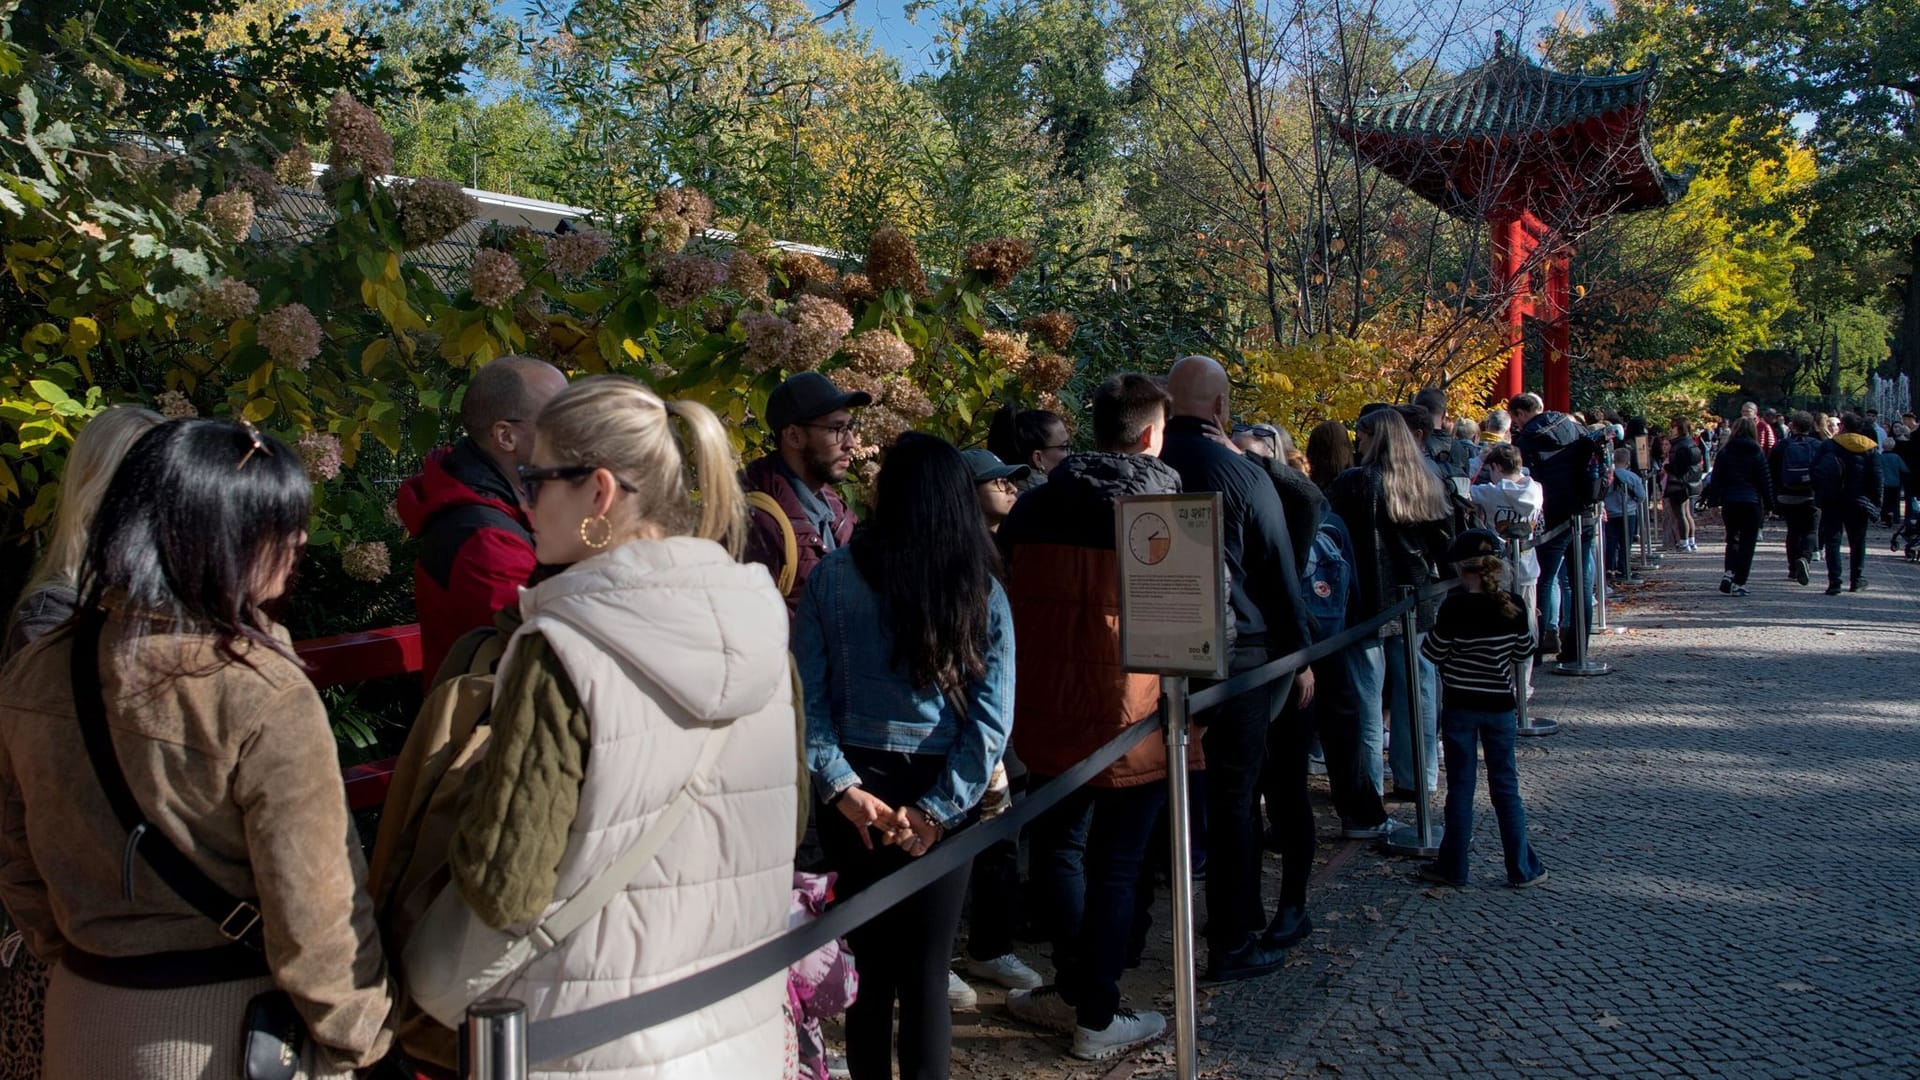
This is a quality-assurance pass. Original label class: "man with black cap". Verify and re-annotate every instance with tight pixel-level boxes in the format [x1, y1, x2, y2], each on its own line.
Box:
[743, 371, 872, 617]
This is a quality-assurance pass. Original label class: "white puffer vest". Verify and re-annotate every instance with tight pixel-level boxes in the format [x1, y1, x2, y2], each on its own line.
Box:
[497, 537, 797, 1078]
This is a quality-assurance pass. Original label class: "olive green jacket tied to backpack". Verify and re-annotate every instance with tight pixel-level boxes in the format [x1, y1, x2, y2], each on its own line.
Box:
[377, 538, 800, 1079]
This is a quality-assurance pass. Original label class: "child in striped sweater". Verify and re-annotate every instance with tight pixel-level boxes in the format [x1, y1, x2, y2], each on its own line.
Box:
[1417, 529, 1549, 889]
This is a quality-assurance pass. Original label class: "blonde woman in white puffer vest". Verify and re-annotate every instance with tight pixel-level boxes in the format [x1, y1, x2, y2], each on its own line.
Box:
[445, 375, 798, 1077]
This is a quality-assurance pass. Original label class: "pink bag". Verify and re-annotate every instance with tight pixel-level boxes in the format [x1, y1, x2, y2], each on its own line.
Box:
[787, 872, 858, 1080]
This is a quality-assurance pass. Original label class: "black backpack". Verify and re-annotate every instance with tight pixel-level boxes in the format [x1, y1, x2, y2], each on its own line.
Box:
[1779, 435, 1818, 495]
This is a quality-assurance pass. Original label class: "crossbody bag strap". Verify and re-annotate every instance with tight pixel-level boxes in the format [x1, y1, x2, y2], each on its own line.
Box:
[529, 719, 735, 950]
[70, 608, 266, 949]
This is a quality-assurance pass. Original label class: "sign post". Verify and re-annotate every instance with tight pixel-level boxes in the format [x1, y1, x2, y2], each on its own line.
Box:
[1116, 493, 1225, 1080]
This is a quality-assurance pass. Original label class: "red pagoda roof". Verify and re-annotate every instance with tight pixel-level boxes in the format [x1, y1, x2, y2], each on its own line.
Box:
[1323, 36, 1691, 225]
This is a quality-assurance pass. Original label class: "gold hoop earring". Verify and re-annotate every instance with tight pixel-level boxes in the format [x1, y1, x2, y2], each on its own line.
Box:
[579, 515, 614, 550]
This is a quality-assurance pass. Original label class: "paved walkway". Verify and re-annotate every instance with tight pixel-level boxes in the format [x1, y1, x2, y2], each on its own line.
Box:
[951, 518, 1920, 1079]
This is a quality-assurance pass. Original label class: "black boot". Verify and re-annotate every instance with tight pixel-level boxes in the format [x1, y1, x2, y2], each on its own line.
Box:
[1204, 936, 1288, 983]
[1260, 905, 1313, 950]
[1851, 578, 1867, 592]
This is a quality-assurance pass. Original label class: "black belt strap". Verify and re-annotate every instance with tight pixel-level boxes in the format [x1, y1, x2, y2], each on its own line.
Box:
[71, 608, 266, 951]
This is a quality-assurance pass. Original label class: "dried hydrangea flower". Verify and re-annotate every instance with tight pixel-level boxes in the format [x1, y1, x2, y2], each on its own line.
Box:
[170, 188, 202, 217]
[842, 329, 915, 378]
[776, 252, 838, 298]
[295, 430, 343, 481]
[155, 390, 196, 419]
[838, 273, 878, 305]
[741, 311, 795, 373]
[883, 377, 935, 421]
[861, 403, 911, 446]
[964, 237, 1035, 289]
[342, 541, 392, 582]
[1022, 311, 1077, 352]
[274, 143, 315, 186]
[469, 249, 526, 308]
[702, 302, 736, 334]
[544, 227, 612, 280]
[787, 295, 854, 372]
[194, 277, 259, 322]
[202, 190, 256, 242]
[325, 93, 394, 176]
[727, 250, 770, 301]
[978, 329, 1030, 373]
[258, 303, 324, 370]
[651, 252, 728, 309]
[230, 165, 281, 207]
[1024, 352, 1075, 393]
[865, 227, 929, 299]
[395, 178, 479, 249]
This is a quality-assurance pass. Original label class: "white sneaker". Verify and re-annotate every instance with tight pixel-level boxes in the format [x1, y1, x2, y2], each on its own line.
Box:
[1005, 985, 1078, 1034]
[963, 952, 1043, 990]
[1340, 816, 1401, 840]
[947, 970, 977, 1010]
[1071, 1009, 1167, 1060]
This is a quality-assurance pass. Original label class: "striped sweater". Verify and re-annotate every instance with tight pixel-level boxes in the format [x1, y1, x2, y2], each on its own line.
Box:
[1420, 591, 1536, 711]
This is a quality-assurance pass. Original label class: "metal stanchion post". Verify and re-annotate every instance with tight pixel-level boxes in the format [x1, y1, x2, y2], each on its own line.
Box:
[464, 999, 528, 1080]
[1161, 677, 1198, 1080]
[1553, 511, 1612, 677]
[1637, 477, 1661, 569]
[1383, 592, 1442, 857]
[1508, 536, 1559, 737]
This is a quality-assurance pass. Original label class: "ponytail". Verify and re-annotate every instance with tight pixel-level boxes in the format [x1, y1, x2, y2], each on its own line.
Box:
[667, 398, 748, 558]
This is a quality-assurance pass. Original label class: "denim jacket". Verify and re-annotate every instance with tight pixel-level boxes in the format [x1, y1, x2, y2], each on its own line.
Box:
[793, 547, 1015, 828]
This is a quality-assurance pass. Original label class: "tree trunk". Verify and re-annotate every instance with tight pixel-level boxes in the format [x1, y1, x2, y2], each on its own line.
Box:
[1900, 230, 1920, 389]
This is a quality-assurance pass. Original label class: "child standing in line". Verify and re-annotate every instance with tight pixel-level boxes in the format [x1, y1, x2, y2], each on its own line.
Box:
[1417, 529, 1549, 889]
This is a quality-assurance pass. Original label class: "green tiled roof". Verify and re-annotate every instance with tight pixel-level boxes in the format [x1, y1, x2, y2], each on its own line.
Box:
[1331, 48, 1658, 139]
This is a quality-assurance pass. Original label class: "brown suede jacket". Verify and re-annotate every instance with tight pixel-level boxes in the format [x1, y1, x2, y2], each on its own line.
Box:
[0, 604, 395, 1069]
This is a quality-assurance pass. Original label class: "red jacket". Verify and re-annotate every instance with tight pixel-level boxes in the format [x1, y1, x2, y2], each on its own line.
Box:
[740, 456, 854, 619]
[396, 439, 537, 684]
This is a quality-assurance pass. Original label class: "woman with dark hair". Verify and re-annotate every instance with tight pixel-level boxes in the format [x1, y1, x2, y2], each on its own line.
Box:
[1705, 416, 1773, 596]
[1329, 410, 1455, 800]
[795, 432, 1015, 1080]
[1305, 420, 1353, 494]
[1665, 418, 1702, 552]
[0, 419, 395, 1078]
[989, 404, 1071, 484]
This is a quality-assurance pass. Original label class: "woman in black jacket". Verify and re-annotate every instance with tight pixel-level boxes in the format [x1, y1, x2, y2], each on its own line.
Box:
[1705, 416, 1774, 596]
[1328, 410, 1455, 798]
[1664, 419, 1702, 552]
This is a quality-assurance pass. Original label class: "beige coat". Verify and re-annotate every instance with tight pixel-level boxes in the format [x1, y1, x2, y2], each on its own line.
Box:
[451, 537, 798, 1079]
[0, 605, 394, 1070]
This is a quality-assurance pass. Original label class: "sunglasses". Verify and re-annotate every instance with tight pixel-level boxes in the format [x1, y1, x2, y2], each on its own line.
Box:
[517, 464, 638, 506]
[235, 421, 273, 471]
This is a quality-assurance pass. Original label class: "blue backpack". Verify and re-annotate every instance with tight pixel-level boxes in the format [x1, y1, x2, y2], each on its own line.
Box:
[1299, 513, 1355, 639]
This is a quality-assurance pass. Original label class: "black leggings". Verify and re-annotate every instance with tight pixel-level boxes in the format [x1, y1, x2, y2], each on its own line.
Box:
[818, 748, 972, 1080]
[1722, 502, 1763, 586]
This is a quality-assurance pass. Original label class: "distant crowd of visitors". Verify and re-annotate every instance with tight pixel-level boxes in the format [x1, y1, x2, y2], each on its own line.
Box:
[5, 346, 1908, 1080]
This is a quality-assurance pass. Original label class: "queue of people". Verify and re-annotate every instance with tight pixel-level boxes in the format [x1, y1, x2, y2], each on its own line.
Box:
[1, 355, 1601, 1080]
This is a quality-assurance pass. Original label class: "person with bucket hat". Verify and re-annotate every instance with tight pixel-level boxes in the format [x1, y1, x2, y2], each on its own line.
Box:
[743, 372, 873, 618]
[1417, 529, 1548, 890]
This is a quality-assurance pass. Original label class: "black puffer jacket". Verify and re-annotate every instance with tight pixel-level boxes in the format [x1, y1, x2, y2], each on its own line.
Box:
[1327, 464, 1455, 633]
[1516, 411, 1600, 526]
[1705, 435, 1772, 510]
[1159, 416, 1314, 656]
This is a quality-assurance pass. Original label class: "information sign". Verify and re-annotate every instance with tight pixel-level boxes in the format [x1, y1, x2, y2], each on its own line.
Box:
[1116, 493, 1227, 678]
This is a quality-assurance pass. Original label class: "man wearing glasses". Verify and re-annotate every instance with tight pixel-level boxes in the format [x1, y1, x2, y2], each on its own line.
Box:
[397, 354, 568, 684]
[743, 371, 872, 618]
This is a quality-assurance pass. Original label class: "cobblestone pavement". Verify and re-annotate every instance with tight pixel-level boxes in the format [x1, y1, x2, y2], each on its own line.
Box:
[950, 519, 1920, 1079]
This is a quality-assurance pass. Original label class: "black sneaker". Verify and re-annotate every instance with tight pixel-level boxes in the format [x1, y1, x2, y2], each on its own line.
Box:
[1851, 579, 1867, 592]
[1826, 581, 1844, 595]
[1719, 573, 1734, 594]
[1793, 559, 1810, 585]
[1204, 939, 1288, 983]
[1416, 863, 1465, 887]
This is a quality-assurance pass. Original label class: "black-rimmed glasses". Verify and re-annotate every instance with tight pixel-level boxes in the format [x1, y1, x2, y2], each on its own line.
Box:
[235, 421, 272, 471]
[801, 418, 861, 443]
[517, 464, 638, 506]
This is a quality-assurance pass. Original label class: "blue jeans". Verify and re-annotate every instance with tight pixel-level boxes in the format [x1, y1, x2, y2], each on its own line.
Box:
[1532, 528, 1572, 640]
[1381, 634, 1438, 793]
[1027, 779, 1167, 1029]
[1346, 642, 1387, 797]
[1432, 707, 1545, 885]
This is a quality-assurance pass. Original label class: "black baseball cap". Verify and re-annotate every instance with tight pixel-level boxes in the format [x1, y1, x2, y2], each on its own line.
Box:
[1447, 528, 1502, 563]
[962, 448, 1031, 485]
[766, 372, 872, 434]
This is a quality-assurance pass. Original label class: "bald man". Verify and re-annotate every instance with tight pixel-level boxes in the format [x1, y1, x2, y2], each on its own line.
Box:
[398, 354, 569, 682]
[1159, 355, 1318, 983]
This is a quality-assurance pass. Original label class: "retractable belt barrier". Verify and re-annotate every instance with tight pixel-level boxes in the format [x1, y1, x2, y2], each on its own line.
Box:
[469, 578, 1459, 1073]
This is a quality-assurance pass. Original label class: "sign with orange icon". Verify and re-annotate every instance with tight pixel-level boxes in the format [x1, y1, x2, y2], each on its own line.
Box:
[1116, 493, 1227, 677]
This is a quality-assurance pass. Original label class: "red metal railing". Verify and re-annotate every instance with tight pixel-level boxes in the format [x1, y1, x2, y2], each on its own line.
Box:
[297, 624, 423, 812]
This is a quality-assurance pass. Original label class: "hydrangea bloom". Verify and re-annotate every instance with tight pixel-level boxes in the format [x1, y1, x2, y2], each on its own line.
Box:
[470, 249, 526, 308]
[842, 329, 915, 378]
[296, 430, 343, 482]
[202, 190, 255, 242]
[787, 295, 854, 372]
[155, 390, 196, 419]
[651, 253, 727, 309]
[395, 178, 478, 249]
[545, 227, 612, 280]
[1024, 352, 1075, 393]
[194, 277, 259, 322]
[883, 378, 935, 421]
[342, 541, 392, 582]
[274, 143, 314, 186]
[964, 237, 1035, 289]
[258, 303, 323, 370]
[326, 93, 394, 176]
[865, 227, 928, 298]
[1022, 311, 1077, 352]
[978, 329, 1030, 373]
[727, 250, 770, 300]
[741, 312, 795, 373]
